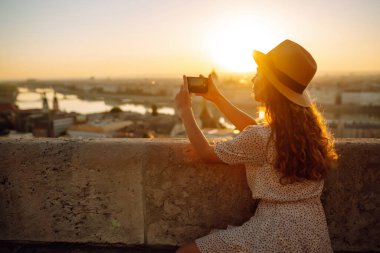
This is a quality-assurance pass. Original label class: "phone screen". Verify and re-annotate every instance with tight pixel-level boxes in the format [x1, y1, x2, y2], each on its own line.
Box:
[187, 77, 208, 93]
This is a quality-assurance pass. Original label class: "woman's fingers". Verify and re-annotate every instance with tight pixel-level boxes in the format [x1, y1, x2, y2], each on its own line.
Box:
[208, 74, 214, 86]
[183, 75, 189, 92]
[175, 75, 192, 112]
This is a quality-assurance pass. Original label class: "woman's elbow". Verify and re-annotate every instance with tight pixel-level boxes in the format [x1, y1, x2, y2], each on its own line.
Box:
[199, 149, 223, 164]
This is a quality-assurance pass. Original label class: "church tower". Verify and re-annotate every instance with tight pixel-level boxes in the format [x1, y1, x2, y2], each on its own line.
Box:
[53, 91, 59, 112]
[42, 92, 49, 113]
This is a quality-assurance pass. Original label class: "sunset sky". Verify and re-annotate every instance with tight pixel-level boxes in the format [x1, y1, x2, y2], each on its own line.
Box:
[0, 0, 379, 80]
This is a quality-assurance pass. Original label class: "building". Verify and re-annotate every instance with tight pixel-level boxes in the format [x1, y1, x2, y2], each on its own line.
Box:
[68, 120, 133, 138]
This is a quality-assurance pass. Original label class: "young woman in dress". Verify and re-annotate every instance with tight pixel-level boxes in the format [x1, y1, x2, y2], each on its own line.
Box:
[175, 39, 338, 253]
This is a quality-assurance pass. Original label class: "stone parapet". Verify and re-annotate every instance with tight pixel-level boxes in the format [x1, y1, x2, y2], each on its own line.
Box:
[0, 138, 379, 252]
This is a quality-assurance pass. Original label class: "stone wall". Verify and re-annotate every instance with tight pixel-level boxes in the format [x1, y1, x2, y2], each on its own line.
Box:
[0, 138, 379, 252]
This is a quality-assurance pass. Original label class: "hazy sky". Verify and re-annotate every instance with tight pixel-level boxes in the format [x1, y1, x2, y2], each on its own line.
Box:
[0, 0, 379, 80]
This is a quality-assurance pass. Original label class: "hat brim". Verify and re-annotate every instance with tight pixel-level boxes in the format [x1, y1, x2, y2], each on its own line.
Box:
[253, 50, 311, 107]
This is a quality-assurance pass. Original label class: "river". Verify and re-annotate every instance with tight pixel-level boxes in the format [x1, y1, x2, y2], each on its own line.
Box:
[16, 87, 175, 115]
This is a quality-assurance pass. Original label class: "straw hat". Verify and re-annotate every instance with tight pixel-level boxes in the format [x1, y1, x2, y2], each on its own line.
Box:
[253, 39, 317, 107]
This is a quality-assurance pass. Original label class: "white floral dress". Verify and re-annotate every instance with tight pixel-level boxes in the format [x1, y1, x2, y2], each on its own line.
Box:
[195, 125, 333, 253]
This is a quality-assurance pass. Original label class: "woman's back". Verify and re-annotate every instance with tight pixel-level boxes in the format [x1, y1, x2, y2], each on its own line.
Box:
[215, 125, 325, 202]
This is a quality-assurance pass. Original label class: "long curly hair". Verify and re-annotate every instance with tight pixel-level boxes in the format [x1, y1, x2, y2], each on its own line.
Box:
[260, 78, 338, 184]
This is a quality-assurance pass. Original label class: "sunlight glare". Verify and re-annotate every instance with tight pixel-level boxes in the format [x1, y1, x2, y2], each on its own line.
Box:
[257, 105, 266, 122]
[206, 16, 282, 73]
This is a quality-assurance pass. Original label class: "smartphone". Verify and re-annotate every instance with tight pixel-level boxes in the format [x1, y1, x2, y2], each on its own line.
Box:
[186, 76, 208, 93]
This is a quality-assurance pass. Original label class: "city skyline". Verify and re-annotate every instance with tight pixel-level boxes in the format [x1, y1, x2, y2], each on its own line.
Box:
[0, 0, 379, 80]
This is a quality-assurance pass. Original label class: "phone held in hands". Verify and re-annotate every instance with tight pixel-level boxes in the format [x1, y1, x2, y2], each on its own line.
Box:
[186, 76, 208, 93]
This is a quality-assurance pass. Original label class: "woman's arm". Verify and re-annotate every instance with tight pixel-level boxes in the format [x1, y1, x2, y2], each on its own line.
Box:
[212, 92, 257, 131]
[175, 76, 222, 163]
[197, 75, 256, 131]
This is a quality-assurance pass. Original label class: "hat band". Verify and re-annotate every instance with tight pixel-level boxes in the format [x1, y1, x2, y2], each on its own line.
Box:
[266, 57, 306, 94]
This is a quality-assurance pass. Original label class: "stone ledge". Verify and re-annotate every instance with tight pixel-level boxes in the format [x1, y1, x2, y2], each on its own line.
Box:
[0, 138, 379, 252]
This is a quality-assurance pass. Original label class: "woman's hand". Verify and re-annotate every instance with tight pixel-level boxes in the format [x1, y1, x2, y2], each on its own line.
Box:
[175, 75, 192, 117]
[174, 75, 223, 164]
[195, 74, 222, 103]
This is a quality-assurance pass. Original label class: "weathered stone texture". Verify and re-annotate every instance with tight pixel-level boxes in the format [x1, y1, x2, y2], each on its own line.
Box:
[322, 139, 380, 252]
[0, 138, 379, 252]
[0, 139, 145, 244]
[143, 140, 257, 245]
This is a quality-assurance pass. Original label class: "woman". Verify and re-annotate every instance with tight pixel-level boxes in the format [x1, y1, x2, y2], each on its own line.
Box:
[175, 39, 338, 253]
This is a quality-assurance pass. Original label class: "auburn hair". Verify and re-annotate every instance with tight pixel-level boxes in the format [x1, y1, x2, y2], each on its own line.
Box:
[260, 78, 338, 184]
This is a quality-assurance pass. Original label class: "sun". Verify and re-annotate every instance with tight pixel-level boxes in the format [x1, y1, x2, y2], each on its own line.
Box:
[205, 16, 282, 73]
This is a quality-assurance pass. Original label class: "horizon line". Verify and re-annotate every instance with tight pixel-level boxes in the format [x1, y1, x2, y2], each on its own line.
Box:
[1, 70, 380, 83]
